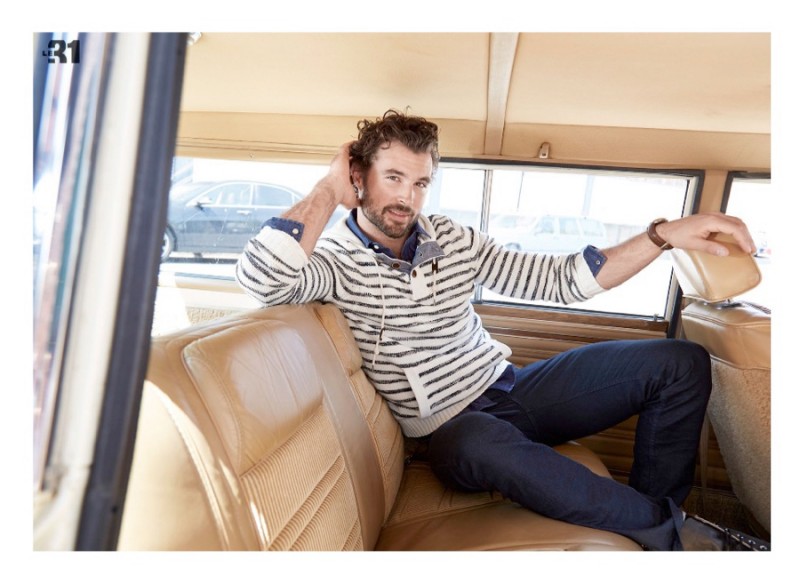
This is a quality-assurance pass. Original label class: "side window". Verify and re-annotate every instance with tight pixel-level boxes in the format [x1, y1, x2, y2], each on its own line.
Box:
[214, 183, 252, 206]
[157, 156, 694, 333]
[561, 217, 579, 236]
[723, 176, 771, 309]
[426, 166, 484, 229]
[33, 41, 80, 488]
[580, 218, 606, 239]
[159, 158, 327, 279]
[253, 185, 295, 207]
[534, 217, 554, 234]
[193, 187, 221, 204]
[477, 166, 691, 318]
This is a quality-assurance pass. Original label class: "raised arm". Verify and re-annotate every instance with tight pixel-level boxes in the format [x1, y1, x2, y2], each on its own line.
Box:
[282, 141, 360, 256]
[235, 142, 359, 306]
[595, 212, 756, 290]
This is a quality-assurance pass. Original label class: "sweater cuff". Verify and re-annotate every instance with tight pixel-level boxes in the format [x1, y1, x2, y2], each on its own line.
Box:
[582, 245, 607, 276]
[575, 249, 606, 299]
[263, 217, 305, 242]
[253, 224, 309, 267]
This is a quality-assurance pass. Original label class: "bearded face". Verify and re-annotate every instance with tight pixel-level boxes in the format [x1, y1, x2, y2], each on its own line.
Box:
[353, 142, 432, 250]
[359, 185, 420, 239]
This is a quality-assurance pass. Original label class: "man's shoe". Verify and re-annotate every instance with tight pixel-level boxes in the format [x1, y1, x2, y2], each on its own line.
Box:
[680, 514, 770, 551]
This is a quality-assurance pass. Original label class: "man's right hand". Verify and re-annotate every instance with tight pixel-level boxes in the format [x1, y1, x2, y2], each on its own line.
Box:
[271, 141, 360, 257]
[325, 140, 360, 210]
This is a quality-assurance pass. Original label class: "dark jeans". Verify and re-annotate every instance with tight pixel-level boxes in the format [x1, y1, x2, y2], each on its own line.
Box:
[426, 339, 711, 551]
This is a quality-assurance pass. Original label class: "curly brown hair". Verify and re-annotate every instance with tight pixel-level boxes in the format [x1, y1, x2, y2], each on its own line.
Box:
[350, 109, 440, 173]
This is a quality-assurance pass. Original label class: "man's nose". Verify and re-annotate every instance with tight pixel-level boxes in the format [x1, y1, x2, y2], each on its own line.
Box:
[398, 183, 415, 205]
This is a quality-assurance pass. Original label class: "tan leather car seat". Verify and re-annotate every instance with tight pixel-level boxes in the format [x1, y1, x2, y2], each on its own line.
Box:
[118, 303, 641, 550]
[672, 235, 770, 533]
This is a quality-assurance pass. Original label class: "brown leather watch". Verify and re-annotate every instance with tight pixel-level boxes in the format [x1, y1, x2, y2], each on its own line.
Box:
[647, 218, 673, 250]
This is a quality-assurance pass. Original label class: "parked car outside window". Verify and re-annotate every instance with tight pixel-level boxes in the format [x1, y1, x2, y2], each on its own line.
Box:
[490, 214, 608, 254]
[162, 180, 344, 259]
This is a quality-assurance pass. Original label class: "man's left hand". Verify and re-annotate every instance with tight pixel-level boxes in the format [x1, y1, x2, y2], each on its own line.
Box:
[657, 213, 756, 256]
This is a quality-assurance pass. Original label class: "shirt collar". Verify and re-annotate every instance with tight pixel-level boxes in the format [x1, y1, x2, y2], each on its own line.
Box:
[346, 209, 428, 262]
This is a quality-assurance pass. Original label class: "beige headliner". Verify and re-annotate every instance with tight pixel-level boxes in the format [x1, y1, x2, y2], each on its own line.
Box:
[177, 32, 770, 170]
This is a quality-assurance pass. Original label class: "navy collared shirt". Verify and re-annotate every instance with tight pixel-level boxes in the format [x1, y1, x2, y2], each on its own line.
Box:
[344, 209, 424, 263]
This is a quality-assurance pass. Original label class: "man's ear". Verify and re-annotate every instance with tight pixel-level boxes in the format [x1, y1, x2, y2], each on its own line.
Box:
[351, 167, 364, 190]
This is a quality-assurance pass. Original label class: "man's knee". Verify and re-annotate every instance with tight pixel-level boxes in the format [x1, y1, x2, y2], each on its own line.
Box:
[654, 339, 712, 399]
[675, 339, 711, 385]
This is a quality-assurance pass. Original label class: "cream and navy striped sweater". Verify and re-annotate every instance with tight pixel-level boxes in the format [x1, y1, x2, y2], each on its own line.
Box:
[236, 214, 605, 437]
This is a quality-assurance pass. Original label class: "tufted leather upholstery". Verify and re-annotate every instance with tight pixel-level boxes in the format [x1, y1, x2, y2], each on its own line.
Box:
[118, 303, 641, 551]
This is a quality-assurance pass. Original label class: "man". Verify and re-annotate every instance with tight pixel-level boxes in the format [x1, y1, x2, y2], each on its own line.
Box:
[236, 109, 768, 551]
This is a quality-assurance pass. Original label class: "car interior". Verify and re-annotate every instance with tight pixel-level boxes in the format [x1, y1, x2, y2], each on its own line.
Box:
[30, 28, 779, 559]
[116, 245, 764, 551]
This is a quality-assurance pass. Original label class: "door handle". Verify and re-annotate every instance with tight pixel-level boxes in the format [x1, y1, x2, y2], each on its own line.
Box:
[236, 209, 252, 215]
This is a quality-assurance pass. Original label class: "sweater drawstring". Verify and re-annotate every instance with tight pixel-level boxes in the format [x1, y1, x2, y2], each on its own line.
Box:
[372, 265, 386, 369]
[431, 258, 439, 304]
[372, 257, 438, 368]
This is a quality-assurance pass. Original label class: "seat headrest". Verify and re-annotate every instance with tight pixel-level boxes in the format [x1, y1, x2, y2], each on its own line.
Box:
[670, 233, 761, 303]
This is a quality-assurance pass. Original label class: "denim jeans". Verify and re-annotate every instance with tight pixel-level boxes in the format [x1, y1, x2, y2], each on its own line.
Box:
[426, 339, 712, 551]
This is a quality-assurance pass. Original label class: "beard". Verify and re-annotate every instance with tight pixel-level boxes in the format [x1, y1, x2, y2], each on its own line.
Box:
[360, 186, 420, 239]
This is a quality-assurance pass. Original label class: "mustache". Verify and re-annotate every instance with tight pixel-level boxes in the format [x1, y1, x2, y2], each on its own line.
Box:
[383, 204, 414, 215]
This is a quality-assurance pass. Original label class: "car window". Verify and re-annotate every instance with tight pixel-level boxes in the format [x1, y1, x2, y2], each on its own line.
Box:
[156, 157, 693, 330]
[491, 215, 513, 228]
[534, 217, 554, 234]
[214, 183, 252, 205]
[723, 176, 771, 309]
[580, 218, 606, 238]
[478, 166, 691, 317]
[253, 185, 296, 207]
[492, 214, 535, 229]
[192, 184, 223, 204]
[561, 217, 580, 236]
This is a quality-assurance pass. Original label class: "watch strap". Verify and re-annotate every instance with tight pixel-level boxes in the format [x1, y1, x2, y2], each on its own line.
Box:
[647, 218, 673, 250]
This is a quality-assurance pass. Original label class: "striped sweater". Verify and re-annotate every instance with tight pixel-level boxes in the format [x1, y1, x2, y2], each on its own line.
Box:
[236, 214, 605, 437]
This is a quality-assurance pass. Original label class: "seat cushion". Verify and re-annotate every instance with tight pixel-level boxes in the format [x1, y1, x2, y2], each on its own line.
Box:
[376, 443, 642, 551]
[121, 303, 643, 551]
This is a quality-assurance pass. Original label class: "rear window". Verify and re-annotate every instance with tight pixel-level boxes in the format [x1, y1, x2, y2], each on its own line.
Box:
[158, 156, 694, 323]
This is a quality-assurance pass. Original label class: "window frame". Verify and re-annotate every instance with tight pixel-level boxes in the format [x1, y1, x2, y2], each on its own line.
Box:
[440, 157, 703, 329]
[721, 171, 771, 212]
[719, 170, 772, 309]
[33, 32, 187, 552]
[158, 155, 703, 333]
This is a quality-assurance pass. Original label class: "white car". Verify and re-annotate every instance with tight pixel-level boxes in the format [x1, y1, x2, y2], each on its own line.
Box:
[490, 214, 608, 253]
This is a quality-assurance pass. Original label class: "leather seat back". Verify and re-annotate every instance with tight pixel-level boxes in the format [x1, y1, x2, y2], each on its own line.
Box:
[118, 304, 402, 550]
[119, 302, 641, 551]
[672, 237, 771, 532]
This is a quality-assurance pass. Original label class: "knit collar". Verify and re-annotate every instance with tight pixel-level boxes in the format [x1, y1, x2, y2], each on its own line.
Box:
[345, 209, 430, 263]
